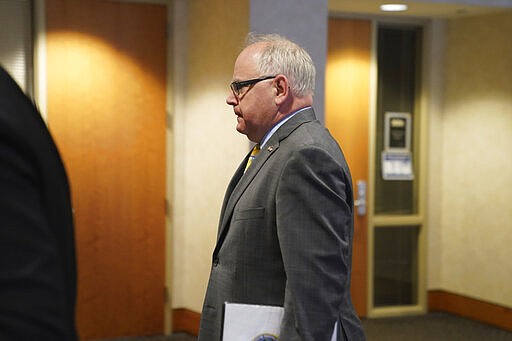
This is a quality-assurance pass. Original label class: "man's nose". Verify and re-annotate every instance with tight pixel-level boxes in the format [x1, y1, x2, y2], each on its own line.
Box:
[226, 91, 238, 106]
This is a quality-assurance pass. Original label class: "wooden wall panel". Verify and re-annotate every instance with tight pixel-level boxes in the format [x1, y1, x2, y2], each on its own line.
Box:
[46, 0, 167, 339]
[326, 18, 372, 316]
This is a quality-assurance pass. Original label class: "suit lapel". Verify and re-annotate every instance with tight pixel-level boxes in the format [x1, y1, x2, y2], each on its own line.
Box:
[213, 108, 317, 256]
[213, 143, 278, 258]
[215, 153, 248, 240]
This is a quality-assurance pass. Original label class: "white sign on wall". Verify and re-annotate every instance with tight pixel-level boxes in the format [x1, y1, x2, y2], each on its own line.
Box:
[382, 112, 414, 180]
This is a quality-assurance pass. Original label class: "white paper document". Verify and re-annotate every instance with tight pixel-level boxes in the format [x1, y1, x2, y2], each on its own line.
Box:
[222, 302, 284, 341]
[222, 302, 339, 340]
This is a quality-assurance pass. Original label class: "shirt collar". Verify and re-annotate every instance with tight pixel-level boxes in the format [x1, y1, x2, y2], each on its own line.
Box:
[260, 106, 311, 148]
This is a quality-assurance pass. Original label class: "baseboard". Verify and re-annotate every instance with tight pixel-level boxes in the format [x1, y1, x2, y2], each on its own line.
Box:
[172, 292, 512, 336]
[172, 308, 200, 336]
[428, 290, 512, 331]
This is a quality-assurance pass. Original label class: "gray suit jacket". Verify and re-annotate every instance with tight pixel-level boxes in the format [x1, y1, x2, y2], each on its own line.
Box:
[199, 108, 365, 340]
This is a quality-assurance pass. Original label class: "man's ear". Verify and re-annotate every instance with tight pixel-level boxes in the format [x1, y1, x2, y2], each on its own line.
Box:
[273, 75, 289, 105]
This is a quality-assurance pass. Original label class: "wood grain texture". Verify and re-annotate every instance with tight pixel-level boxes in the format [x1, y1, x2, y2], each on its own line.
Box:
[46, 0, 167, 339]
[326, 18, 372, 317]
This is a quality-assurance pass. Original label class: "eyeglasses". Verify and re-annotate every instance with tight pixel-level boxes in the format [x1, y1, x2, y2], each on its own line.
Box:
[230, 75, 276, 97]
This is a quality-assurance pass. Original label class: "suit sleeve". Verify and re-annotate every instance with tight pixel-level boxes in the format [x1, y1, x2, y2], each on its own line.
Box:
[276, 146, 353, 341]
[0, 128, 73, 340]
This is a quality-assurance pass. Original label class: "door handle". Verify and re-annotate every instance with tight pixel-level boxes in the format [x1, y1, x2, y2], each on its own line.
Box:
[354, 180, 367, 216]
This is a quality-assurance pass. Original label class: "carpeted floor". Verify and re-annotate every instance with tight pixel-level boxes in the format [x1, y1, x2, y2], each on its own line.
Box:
[103, 312, 512, 341]
[361, 312, 512, 341]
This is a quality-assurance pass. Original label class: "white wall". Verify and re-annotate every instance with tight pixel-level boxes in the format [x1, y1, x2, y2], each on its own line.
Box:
[426, 18, 446, 292]
[171, 0, 249, 312]
[429, 10, 512, 307]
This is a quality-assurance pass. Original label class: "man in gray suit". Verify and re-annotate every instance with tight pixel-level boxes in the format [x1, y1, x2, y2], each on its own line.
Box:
[198, 34, 365, 341]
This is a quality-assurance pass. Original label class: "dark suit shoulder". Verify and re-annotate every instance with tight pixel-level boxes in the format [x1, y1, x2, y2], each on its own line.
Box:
[0, 66, 77, 340]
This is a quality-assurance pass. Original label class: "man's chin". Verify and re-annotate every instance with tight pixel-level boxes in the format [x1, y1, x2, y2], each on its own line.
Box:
[236, 127, 254, 141]
[235, 123, 245, 135]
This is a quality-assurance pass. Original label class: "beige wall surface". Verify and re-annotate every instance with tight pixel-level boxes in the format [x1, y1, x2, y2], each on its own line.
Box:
[171, 0, 249, 312]
[426, 19, 446, 292]
[435, 10, 512, 307]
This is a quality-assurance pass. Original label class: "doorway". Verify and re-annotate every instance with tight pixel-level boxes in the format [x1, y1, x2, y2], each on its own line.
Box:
[326, 17, 371, 317]
[326, 17, 427, 317]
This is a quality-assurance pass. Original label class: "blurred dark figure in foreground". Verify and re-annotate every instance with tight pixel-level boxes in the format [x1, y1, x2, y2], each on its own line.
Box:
[0, 66, 78, 340]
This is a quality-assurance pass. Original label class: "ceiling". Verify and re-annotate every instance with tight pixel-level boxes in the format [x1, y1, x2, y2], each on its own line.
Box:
[328, 0, 512, 18]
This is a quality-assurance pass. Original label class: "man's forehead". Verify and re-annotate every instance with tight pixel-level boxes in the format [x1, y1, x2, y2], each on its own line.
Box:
[233, 46, 261, 79]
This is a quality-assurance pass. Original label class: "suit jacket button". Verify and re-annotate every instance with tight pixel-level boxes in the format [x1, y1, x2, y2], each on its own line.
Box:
[213, 258, 219, 267]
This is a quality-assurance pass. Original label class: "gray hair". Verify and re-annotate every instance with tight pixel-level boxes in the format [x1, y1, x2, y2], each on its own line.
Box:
[245, 33, 315, 98]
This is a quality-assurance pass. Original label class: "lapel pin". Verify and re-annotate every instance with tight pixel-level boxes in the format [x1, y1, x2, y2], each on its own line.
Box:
[267, 146, 274, 152]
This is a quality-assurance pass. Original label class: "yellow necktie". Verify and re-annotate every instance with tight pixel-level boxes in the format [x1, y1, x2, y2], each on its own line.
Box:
[244, 144, 260, 173]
